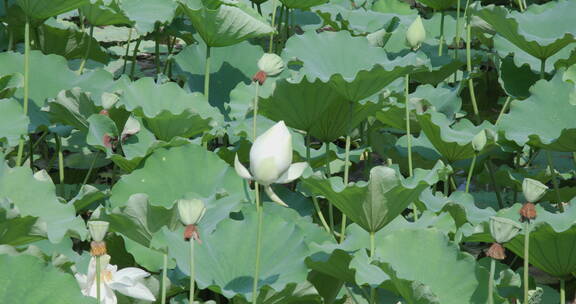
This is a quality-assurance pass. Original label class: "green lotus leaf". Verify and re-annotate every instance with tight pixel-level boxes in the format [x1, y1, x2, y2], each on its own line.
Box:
[0, 254, 96, 303]
[373, 229, 501, 304]
[38, 23, 109, 63]
[505, 202, 576, 278]
[46, 88, 101, 133]
[80, 0, 131, 26]
[0, 205, 42, 246]
[117, 77, 222, 141]
[475, 0, 576, 60]
[232, 282, 322, 304]
[0, 156, 87, 243]
[417, 111, 495, 162]
[178, 0, 274, 47]
[119, 0, 177, 34]
[0, 98, 28, 147]
[110, 143, 244, 208]
[498, 55, 539, 99]
[416, 0, 456, 11]
[163, 205, 311, 300]
[498, 72, 576, 152]
[259, 77, 381, 143]
[302, 161, 447, 233]
[280, 0, 327, 9]
[372, 0, 415, 15]
[0, 73, 23, 98]
[68, 184, 107, 212]
[16, 0, 88, 19]
[283, 30, 429, 101]
[409, 45, 467, 86]
[86, 113, 118, 155]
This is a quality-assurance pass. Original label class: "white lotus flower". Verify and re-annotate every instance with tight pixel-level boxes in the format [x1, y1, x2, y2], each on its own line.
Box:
[75, 254, 156, 304]
[234, 121, 308, 207]
[257, 53, 284, 77]
[405, 15, 426, 50]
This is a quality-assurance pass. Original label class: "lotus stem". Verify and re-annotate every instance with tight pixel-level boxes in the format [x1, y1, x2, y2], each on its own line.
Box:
[16, 18, 30, 167]
[155, 26, 161, 76]
[466, 22, 479, 122]
[161, 252, 168, 304]
[540, 58, 546, 80]
[130, 37, 142, 79]
[252, 184, 263, 304]
[546, 150, 563, 211]
[405, 74, 413, 176]
[204, 46, 212, 102]
[306, 135, 331, 234]
[495, 97, 512, 125]
[438, 11, 445, 56]
[465, 154, 477, 193]
[486, 160, 505, 209]
[81, 151, 99, 187]
[560, 279, 565, 304]
[488, 258, 495, 304]
[268, 0, 278, 53]
[96, 255, 102, 304]
[252, 83, 260, 142]
[189, 239, 196, 304]
[523, 221, 530, 304]
[285, 7, 290, 43]
[121, 28, 134, 74]
[339, 134, 351, 243]
[325, 144, 335, 234]
[55, 135, 64, 185]
[275, 4, 285, 52]
[369, 231, 376, 304]
[454, 0, 462, 65]
[78, 24, 94, 75]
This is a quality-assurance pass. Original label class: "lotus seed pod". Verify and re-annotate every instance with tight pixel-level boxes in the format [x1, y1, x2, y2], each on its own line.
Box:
[257, 53, 285, 77]
[489, 217, 522, 244]
[88, 221, 109, 242]
[177, 198, 207, 225]
[472, 130, 487, 152]
[522, 178, 548, 203]
[519, 202, 537, 221]
[486, 243, 506, 260]
[405, 16, 426, 50]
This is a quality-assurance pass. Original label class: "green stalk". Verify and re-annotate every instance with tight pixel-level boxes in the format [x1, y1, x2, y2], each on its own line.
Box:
[130, 37, 142, 79]
[268, 0, 278, 53]
[405, 74, 413, 176]
[78, 25, 94, 75]
[16, 18, 30, 166]
[466, 22, 479, 121]
[252, 184, 263, 304]
[339, 134, 351, 243]
[540, 58, 546, 80]
[486, 160, 505, 209]
[325, 144, 334, 234]
[189, 239, 196, 304]
[306, 134, 331, 234]
[96, 255, 102, 304]
[546, 150, 563, 210]
[438, 11, 445, 56]
[275, 4, 285, 52]
[465, 154, 477, 193]
[121, 28, 134, 74]
[560, 279, 565, 304]
[204, 46, 212, 102]
[81, 151, 99, 187]
[523, 221, 530, 304]
[495, 97, 511, 125]
[369, 231, 376, 304]
[488, 258, 496, 304]
[161, 252, 168, 304]
[155, 26, 161, 76]
[454, 0, 462, 64]
[252, 83, 260, 142]
[55, 135, 64, 184]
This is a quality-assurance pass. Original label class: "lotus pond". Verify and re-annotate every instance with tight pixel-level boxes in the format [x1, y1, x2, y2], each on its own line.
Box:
[1, 0, 576, 303]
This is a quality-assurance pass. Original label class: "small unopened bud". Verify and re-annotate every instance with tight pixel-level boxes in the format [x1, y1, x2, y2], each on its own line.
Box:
[522, 178, 548, 203]
[490, 217, 522, 244]
[472, 130, 487, 152]
[486, 243, 506, 260]
[519, 203, 537, 221]
[177, 198, 206, 226]
[405, 16, 426, 51]
[88, 221, 109, 242]
[90, 241, 107, 256]
[256, 53, 284, 77]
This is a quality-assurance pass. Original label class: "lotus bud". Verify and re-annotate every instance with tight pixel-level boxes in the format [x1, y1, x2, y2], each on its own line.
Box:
[489, 217, 522, 244]
[486, 243, 506, 260]
[522, 178, 548, 203]
[253, 53, 285, 85]
[405, 16, 426, 51]
[472, 130, 487, 152]
[88, 221, 109, 242]
[177, 198, 206, 226]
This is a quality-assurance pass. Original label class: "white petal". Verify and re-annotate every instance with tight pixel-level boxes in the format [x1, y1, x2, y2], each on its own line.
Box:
[87, 280, 116, 304]
[250, 121, 292, 182]
[252, 156, 281, 185]
[75, 273, 88, 291]
[275, 162, 308, 184]
[112, 268, 150, 286]
[112, 281, 156, 302]
[234, 154, 253, 180]
[265, 186, 288, 207]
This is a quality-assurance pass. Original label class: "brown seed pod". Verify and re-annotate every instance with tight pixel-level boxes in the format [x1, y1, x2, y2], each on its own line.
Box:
[519, 202, 537, 222]
[90, 241, 107, 257]
[486, 243, 506, 260]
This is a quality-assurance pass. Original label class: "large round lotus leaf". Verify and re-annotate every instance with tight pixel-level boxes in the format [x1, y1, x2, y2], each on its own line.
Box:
[373, 229, 499, 304]
[475, 0, 576, 60]
[162, 206, 311, 300]
[417, 111, 495, 163]
[280, 0, 328, 9]
[283, 30, 429, 101]
[38, 23, 109, 64]
[301, 161, 447, 233]
[110, 143, 244, 208]
[0, 254, 96, 303]
[505, 202, 576, 277]
[119, 0, 177, 34]
[16, 0, 88, 19]
[498, 72, 576, 152]
[0, 98, 28, 147]
[498, 55, 539, 99]
[178, 0, 274, 47]
[416, 0, 456, 11]
[80, 1, 131, 26]
[259, 77, 381, 143]
[117, 77, 222, 141]
[0, 157, 87, 243]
